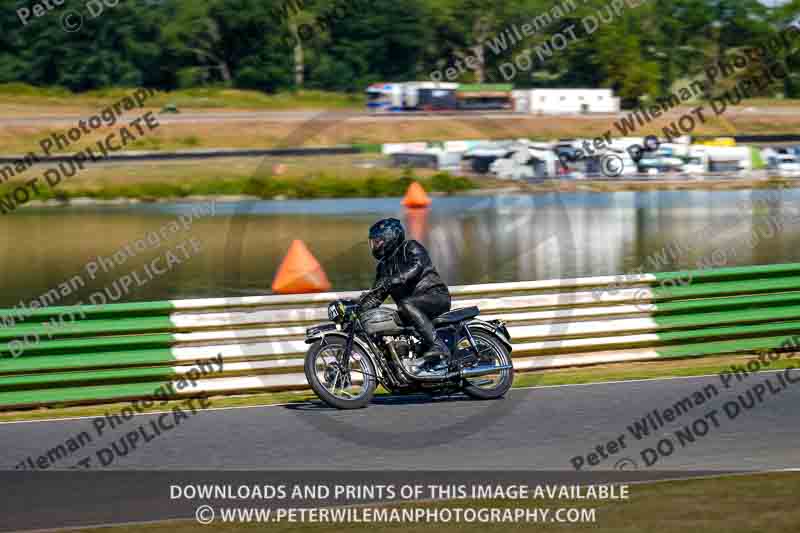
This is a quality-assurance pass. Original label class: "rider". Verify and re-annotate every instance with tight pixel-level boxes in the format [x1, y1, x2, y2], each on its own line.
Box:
[359, 218, 452, 374]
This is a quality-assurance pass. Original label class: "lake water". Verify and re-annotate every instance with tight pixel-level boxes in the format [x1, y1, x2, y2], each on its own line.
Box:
[2, 189, 799, 308]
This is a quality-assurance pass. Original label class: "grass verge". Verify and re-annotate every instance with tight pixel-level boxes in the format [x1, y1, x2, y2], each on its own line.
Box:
[2, 154, 797, 205]
[0, 156, 479, 202]
[0, 84, 364, 111]
[1, 352, 795, 423]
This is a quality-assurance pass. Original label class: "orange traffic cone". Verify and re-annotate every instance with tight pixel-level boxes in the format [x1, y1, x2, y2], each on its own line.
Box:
[401, 182, 432, 208]
[405, 207, 429, 242]
[272, 240, 332, 294]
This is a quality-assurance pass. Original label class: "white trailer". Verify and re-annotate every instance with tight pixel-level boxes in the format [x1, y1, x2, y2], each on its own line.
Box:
[515, 89, 620, 114]
[687, 145, 751, 173]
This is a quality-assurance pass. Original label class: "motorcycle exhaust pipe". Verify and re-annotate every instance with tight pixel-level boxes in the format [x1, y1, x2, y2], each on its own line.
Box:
[460, 363, 512, 378]
[386, 342, 513, 382]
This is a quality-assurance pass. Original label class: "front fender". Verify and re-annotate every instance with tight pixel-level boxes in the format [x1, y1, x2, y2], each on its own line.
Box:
[304, 322, 338, 344]
[306, 330, 378, 363]
[465, 319, 513, 352]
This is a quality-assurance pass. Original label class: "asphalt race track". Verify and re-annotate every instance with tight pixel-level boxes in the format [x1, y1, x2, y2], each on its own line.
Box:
[1, 372, 799, 530]
[3, 372, 800, 471]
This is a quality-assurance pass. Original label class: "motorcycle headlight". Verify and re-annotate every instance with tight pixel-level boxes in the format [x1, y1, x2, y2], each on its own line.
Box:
[328, 302, 341, 322]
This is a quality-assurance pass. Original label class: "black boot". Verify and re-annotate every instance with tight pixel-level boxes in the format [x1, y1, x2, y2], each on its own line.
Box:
[418, 339, 451, 373]
[401, 303, 450, 375]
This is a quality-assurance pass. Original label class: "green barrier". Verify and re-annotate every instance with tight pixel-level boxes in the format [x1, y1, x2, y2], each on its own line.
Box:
[0, 300, 176, 327]
[0, 316, 175, 343]
[653, 262, 800, 283]
[0, 348, 176, 375]
[0, 379, 177, 409]
[1, 262, 800, 410]
[0, 333, 175, 357]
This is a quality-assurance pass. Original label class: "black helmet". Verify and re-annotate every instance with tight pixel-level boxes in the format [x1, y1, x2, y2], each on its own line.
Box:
[368, 218, 405, 260]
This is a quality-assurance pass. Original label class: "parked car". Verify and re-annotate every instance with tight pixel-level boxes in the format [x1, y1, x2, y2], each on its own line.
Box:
[637, 155, 684, 173]
[776, 154, 800, 176]
[489, 145, 560, 180]
[683, 156, 707, 175]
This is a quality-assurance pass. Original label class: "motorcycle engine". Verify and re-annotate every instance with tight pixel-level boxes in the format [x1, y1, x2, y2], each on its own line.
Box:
[398, 336, 412, 359]
[384, 335, 415, 360]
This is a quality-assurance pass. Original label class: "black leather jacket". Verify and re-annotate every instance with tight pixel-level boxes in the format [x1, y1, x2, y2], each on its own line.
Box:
[367, 239, 449, 306]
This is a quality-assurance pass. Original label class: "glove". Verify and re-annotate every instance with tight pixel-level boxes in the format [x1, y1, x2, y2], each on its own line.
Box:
[376, 276, 401, 291]
[374, 278, 392, 292]
[358, 293, 382, 311]
[357, 291, 372, 305]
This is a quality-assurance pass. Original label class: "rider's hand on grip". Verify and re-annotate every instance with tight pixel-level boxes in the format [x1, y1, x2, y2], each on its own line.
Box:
[358, 290, 381, 312]
[357, 291, 371, 310]
[375, 277, 393, 291]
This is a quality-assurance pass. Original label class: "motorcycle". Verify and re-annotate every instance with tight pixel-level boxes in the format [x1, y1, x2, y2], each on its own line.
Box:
[303, 289, 514, 409]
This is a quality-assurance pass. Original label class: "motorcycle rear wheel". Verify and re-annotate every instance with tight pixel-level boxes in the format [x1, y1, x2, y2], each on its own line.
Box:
[461, 330, 514, 400]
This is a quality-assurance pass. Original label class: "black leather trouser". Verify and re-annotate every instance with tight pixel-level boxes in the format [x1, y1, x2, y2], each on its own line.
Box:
[396, 287, 451, 352]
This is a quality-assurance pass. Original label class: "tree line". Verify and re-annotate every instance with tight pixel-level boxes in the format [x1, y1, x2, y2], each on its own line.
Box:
[1, 0, 798, 101]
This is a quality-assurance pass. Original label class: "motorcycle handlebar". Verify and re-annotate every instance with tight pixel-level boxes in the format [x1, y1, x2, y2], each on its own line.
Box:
[356, 287, 382, 310]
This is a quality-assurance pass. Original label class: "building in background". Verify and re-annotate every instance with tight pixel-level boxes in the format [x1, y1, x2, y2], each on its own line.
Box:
[512, 88, 620, 114]
[368, 84, 619, 114]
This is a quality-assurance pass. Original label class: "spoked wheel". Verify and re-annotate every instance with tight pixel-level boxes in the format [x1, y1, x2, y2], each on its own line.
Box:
[304, 336, 377, 409]
[460, 330, 514, 400]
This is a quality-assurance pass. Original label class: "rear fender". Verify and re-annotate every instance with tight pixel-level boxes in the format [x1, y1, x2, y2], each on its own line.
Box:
[463, 319, 513, 352]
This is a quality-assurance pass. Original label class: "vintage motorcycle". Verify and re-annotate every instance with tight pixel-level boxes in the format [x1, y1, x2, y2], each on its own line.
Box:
[303, 289, 514, 409]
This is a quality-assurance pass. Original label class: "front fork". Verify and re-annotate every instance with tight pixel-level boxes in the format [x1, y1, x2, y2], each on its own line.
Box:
[338, 320, 400, 390]
[337, 323, 355, 374]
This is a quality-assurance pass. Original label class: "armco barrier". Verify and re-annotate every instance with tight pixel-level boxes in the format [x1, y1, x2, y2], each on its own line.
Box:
[2, 262, 800, 410]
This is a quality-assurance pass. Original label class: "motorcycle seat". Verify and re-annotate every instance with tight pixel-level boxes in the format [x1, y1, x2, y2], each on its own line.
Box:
[433, 306, 480, 326]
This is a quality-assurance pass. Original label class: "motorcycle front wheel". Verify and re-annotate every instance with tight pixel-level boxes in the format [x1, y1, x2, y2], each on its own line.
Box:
[304, 336, 377, 409]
